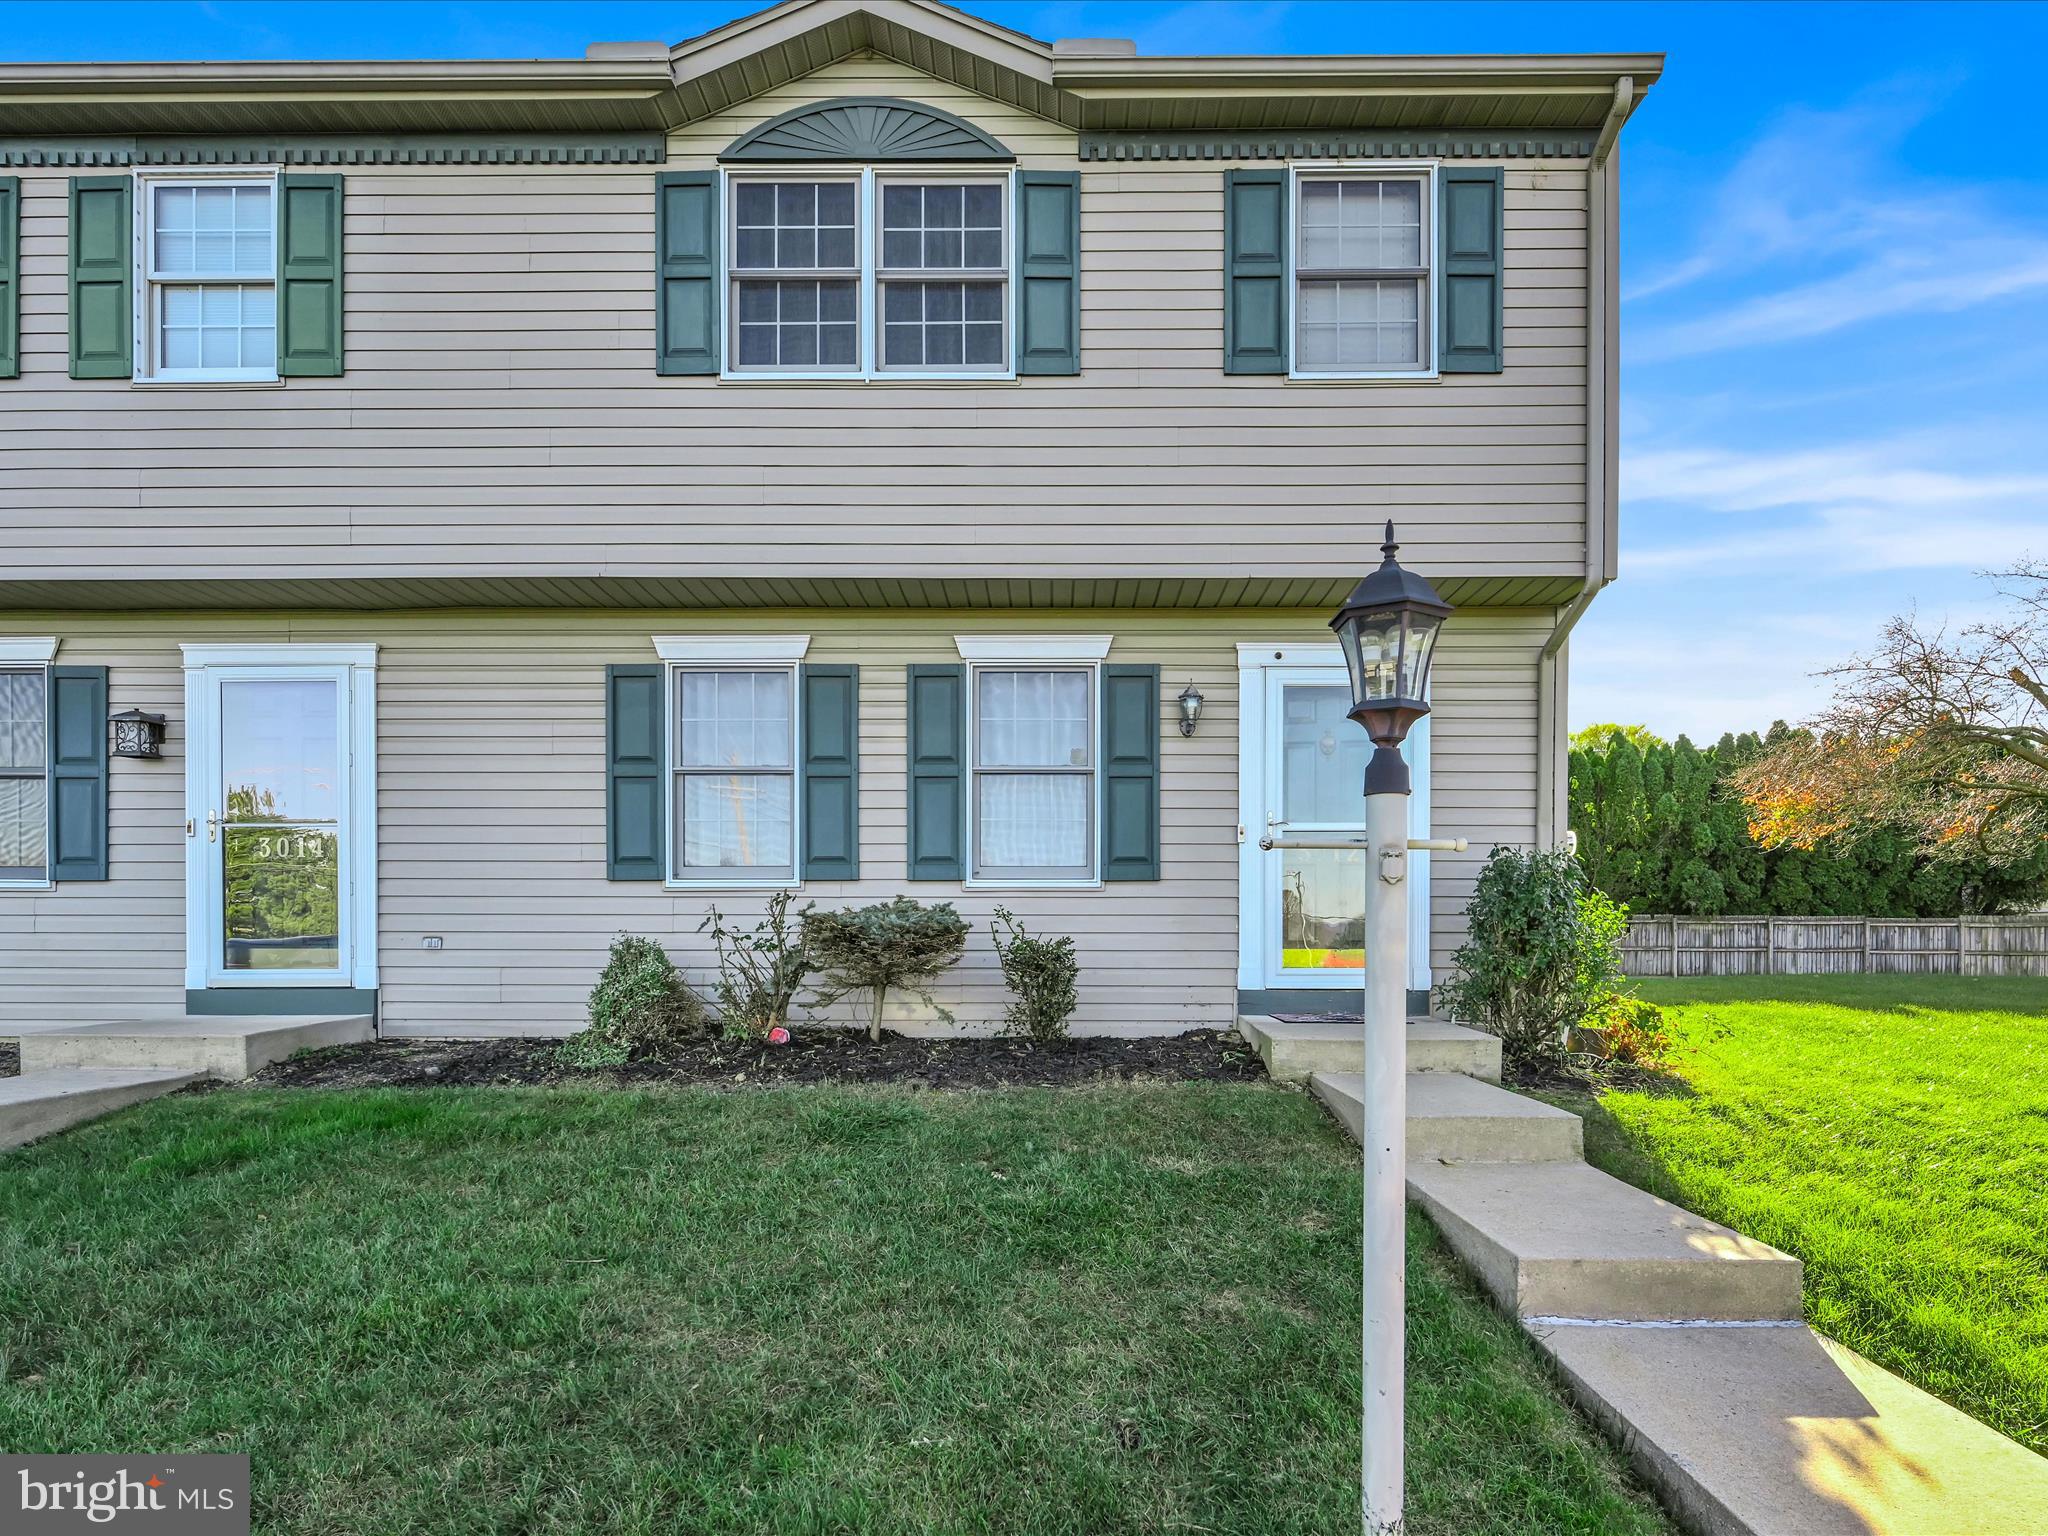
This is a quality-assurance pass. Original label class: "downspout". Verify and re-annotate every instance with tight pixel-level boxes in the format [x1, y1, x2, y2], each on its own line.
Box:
[1536, 75, 1633, 846]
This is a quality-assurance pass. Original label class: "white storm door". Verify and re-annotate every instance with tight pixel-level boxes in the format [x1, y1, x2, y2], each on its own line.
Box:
[1238, 653, 1431, 994]
[184, 651, 376, 990]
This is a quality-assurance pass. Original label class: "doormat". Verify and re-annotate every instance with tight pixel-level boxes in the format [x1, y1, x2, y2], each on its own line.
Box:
[1270, 1012, 1363, 1024]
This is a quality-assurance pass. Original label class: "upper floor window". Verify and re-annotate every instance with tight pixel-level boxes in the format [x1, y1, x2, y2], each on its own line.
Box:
[724, 171, 1012, 380]
[139, 175, 278, 383]
[1292, 171, 1432, 378]
[0, 666, 48, 885]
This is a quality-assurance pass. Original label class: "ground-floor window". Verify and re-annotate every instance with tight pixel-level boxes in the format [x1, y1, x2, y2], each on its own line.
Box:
[969, 664, 1096, 882]
[0, 666, 48, 884]
[670, 665, 797, 882]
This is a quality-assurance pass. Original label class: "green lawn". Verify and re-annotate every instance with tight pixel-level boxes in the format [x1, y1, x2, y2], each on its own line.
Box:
[0, 1082, 1669, 1536]
[1537, 975, 2048, 1455]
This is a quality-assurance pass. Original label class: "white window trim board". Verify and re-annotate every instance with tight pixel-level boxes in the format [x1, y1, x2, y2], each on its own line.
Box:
[661, 659, 804, 892]
[180, 643, 378, 667]
[131, 166, 282, 386]
[719, 165, 1020, 384]
[0, 638, 58, 663]
[652, 635, 810, 663]
[956, 635, 1112, 663]
[1285, 160, 1442, 384]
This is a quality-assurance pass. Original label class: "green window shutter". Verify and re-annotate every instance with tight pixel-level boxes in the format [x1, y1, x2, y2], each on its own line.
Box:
[1224, 169, 1287, 374]
[1101, 664, 1161, 882]
[0, 176, 19, 379]
[1438, 166, 1504, 374]
[800, 663, 860, 880]
[68, 176, 131, 380]
[656, 171, 719, 375]
[605, 664, 666, 881]
[906, 663, 965, 881]
[278, 173, 344, 377]
[48, 666, 109, 882]
[1015, 170, 1079, 375]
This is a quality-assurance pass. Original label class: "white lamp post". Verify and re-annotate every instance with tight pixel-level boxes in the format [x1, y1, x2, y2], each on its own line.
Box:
[1325, 523, 1453, 1535]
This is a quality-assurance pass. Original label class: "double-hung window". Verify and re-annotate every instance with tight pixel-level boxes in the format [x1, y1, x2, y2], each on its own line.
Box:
[0, 666, 48, 885]
[970, 666, 1095, 882]
[726, 171, 1011, 378]
[139, 175, 278, 383]
[1293, 170, 1432, 377]
[670, 665, 797, 883]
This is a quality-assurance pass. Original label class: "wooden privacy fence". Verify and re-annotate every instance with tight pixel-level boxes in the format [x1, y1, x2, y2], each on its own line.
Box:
[1620, 916, 2048, 978]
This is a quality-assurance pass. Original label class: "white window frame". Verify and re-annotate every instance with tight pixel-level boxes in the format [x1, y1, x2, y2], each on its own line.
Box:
[957, 635, 1111, 890]
[654, 635, 809, 890]
[1286, 161, 1440, 383]
[720, 166, 1018, 384]
[132, 166, 281, 385]
[0, 638, 58, 892]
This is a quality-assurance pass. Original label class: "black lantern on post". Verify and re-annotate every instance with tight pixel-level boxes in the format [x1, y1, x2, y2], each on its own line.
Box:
[110, 709, 167, 760]
[1329, 522, 1453, 792]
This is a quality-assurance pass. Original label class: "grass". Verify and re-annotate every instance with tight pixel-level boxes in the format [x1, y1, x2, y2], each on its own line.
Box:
[1533, 975, 2048, 1455]
[0, 1081, 1670, 1535]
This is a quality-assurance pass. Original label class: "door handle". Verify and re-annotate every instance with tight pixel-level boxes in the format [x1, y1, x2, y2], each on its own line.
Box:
[206, 810, 220, 843]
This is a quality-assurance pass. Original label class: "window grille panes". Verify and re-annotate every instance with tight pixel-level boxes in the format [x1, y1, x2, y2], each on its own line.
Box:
[879, 180, 1007, 373]
[672, 669, 796, 877]
[153, 183, 272, 277]
[972, 668, 1093, 878]
[1295, 175, 1429, 375]
[159, 284, 277, 372]
[0, 668, 47, 881]
[730, 180, 860, 373]
[735, 279, 858, 368]
[883, 280, 1005, 368]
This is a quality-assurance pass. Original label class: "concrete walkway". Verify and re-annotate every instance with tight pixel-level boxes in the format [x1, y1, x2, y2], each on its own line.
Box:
[1243, 1014, 2048, 1536]
[1, 1013, 373, 1151]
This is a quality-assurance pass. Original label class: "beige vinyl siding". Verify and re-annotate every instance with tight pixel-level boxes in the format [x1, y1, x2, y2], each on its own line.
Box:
[1, 53, 1588, 592]
[0, 607, 1539, 1035]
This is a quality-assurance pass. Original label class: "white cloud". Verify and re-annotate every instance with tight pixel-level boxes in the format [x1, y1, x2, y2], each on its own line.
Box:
[1627, 78, 2048, 356]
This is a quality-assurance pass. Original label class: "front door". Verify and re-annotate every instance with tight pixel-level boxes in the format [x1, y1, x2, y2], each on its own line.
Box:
[1238, 650, 1430, 996]
[185, 658, 368, 990]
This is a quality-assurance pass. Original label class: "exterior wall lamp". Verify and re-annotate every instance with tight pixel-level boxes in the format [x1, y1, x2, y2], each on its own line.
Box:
[1176, 680, 1204, 737]
[110, 709, 168, 759]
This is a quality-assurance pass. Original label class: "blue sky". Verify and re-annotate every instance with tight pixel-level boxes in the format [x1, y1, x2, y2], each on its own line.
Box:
[8, 1, 2046, 742]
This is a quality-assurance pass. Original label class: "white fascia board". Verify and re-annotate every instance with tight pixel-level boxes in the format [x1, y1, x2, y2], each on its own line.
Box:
[653, 635, 811, 662]
[956, 635, 1113, 663]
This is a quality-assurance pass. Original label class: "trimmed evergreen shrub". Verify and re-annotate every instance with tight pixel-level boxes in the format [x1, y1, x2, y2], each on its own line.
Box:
[560, 933, 710, 1066]
[1437, 846, 1625, 1068]
[990, 906, 1080, 1043]
[803, 898, 970, 1044]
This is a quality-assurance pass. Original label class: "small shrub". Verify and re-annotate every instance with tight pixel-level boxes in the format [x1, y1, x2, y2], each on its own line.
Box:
[1575, 992, 1676, 1071]
[1437, 846, 1626, 1068]
[699, 891, 814, 1041]
[990, 906, 1080, 1043]
[803, 897, 970, 1043]
[559, 933, 709, 1066]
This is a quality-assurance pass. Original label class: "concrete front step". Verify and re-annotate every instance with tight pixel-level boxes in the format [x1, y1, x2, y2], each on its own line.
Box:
[19, 1015, 373, 1081]
[1535, 1321, 2048, 1536]
[0, 1068, 205, 1151]
[1406, 1159, 1804, 1323]
[1238, 1014, 1501, 1083]
[1312, 1070, 1584, 1163]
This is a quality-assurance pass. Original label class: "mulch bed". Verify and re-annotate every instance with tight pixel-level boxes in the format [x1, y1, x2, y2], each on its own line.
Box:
[248, 1028, 1270, 1092]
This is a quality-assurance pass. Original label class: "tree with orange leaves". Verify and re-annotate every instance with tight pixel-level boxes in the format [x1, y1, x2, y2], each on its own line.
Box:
[1735, 562, 2048, 863]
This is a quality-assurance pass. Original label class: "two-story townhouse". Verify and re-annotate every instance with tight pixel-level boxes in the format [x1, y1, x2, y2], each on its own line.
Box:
[0, 0, 1658, 1038]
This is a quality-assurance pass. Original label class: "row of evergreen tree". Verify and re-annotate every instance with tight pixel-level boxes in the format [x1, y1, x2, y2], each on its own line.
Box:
[1567, 724, 2048, 917]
